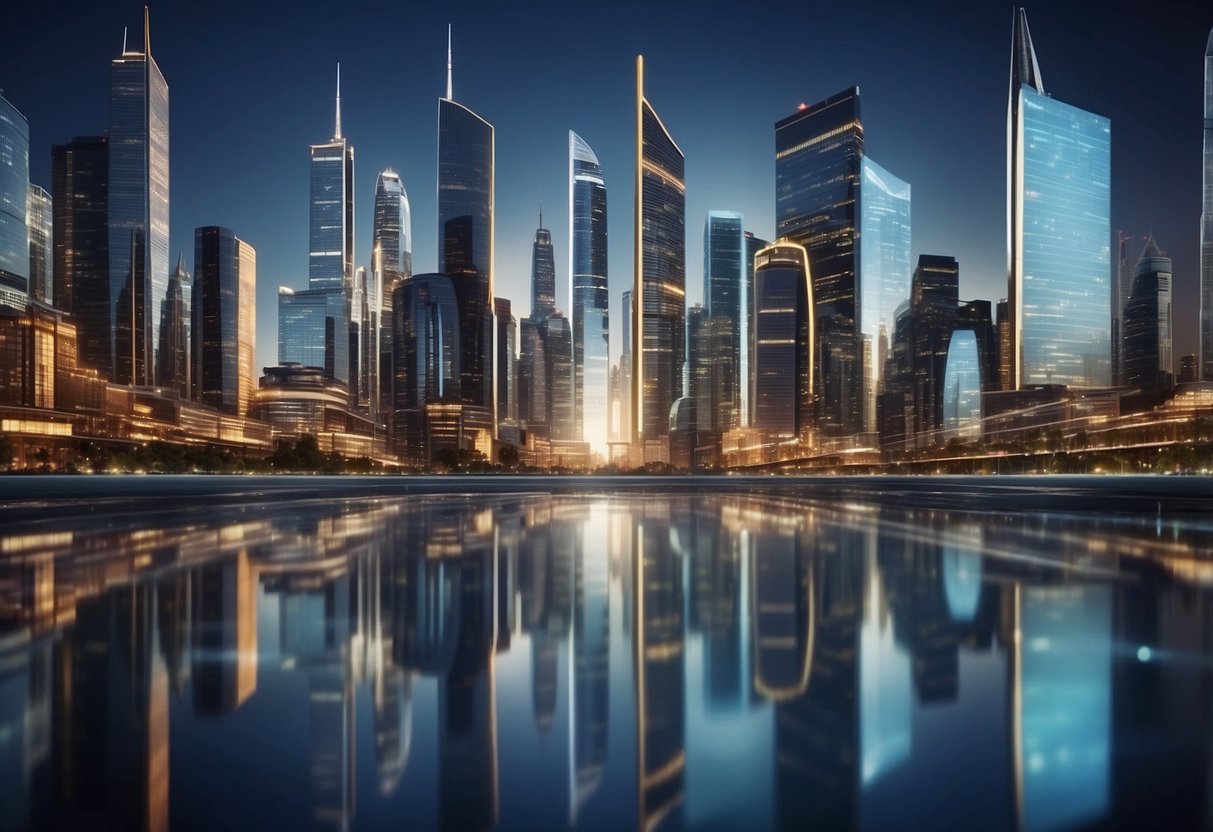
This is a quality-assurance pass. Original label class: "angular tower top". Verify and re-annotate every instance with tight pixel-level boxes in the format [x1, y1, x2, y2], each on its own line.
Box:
[143, 6, 151, 58]
[334, 63, 342, 141]
[1011, 8, 1045, 95]
[1206, 25, 1212, 57]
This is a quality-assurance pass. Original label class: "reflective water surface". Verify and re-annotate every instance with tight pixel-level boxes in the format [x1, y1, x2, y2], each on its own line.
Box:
[3, 485, 1213, 831]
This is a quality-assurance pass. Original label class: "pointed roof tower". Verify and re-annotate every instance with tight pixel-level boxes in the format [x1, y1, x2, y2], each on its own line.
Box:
[334, 63, 343, 141]
[1011, 8, 1044, 95]
[446, 24, 453, 100]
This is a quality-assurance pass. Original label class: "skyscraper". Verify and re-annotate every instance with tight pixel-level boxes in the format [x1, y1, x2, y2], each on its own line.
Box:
[532, 213, 556, 320]
[108, 8, 169, 386]
[704, 212, 744, 433]
[1123, 236, 1173, 391]
[51, 136, 108, 373]
[545, 313, 574, 441]
[1007, 8, 1111, 389]
[494, 297, 516, 426]
[438, 27, 495, 423]
[392, 273, 461, 464]
[373, 169, 412, 422]
[569, 131, 609, 453]
[1201, 27, 1213, 380]
[0, 92, 30, 309]
[26, 184, 52, 305]
[158, 252, 190, 398]
[752, 241, 814, 436]
[776, 87, 863, 436]
[632, 55, 686, 458]
[192, 226, 255, 416]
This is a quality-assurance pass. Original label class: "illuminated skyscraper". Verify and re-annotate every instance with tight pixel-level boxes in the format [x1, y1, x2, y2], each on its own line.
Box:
[158, 252, 190, 398]
[532, 213, 556, 320]
[438, 27, 495, 422]
[278, 286, 348, 380]
[1123, 236, 1173, 391]
[632, 55, 686, 458]
[373, 169, 412, 422]
[0, 92, 31, 309]
[392, 273, 461, 464]
[26, 184, 52, 304]
[108, 9, 169, 386]
[752, 241, 814, 436]
[51, 135, 109, 373]
[192, 226, 255, 416]
[704, 212, 744, 433]
[1007, 8, 1111, 388]
[569, 131, 609, 452]
[1201, 27, 1213, 379]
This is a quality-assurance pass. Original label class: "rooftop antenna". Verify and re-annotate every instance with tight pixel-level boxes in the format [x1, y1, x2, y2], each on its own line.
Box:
[334, 63, 342, 140]
[446, 24, 453, 100]
[143, 6, 150, 57]
[122, 26, 128, 53]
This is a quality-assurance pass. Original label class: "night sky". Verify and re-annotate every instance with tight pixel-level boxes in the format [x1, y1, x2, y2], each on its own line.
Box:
[3, 0, 1210, 375]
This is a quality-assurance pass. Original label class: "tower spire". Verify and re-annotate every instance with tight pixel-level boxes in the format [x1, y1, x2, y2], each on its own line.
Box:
[334, 63, 342, 140]
[539, 202, 543, 230]
[143, 6, 150, 58]
[446, 24, 453, 100]
[1010, 8, 1044, 94]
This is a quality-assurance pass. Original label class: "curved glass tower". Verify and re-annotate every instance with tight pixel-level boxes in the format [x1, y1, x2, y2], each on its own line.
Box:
[704, 211, 743, 434]
[752, 241, 815, 437]
[438, 33, 494, 421]
[632, 55, 686, 454]
[108, 9, 168, 385]
[1008, 8, 1111, 389]
[569, 131, 609, 453]
[0, 92, 30, 309]
[1124, 236, 1173, 391]
[192, 227, 255, 416]
[392, 273, 461, 463]
[373, 169, 412, 422]
[942, 329, 981, 441]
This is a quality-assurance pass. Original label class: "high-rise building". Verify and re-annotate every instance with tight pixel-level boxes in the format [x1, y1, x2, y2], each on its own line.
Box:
[1201, 27, 1213, 380]
[704, 212, 744, 433]
[1007, 8, 1111, 389]
[108, 9, 169, 386]
[51, 136, 109, 375]
[569, 131, 609, 453]
[686, 303, 710, 441]
[0, 92, 31, 310]
[519, 318, 548, 435]
[392, 273, 461, 464]
[743, 231, 769, 424]
[495, 297, 516, 426]
[353, 264, 369, 408]
[26, 184, 52, 305]
[1179, 353, 1198, 384]
[438, 28, 494, 422]
[632, 55, 686, 458]
[158, 253, 190, 398]
[858, 158, 912, 437]
[545, 313, 574, 441]
[751, 241, 814, 436]
[941, 330, 982, 440]
[776, 87, 863, 436]
[373, 169, 412, 423]
[278, 286, 348, 381]
[192, 227, 255, 416]
[532, 213, 556, 320]
[611, 289, 634, 444]
[1123, 236, 1173, 391]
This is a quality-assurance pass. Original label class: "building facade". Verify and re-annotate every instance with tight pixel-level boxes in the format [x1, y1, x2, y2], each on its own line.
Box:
[158, 253, 190, 398]
[569, 131, 609, 454]
[1123, 237, 1173, 391]
[704, 212, 744, 434]
[373, 169, 412, 424]
[751, 241, 814, 436]
[0, 93, 30, 310]
[192, 227, 255, 416]
[392, 273, 461, 463]
[1202, 27, 1213, 380]
[26, 184, 52, 305]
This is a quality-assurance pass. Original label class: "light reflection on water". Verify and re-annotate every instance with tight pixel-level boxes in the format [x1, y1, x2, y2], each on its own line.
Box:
[1, 492, 1212, 831]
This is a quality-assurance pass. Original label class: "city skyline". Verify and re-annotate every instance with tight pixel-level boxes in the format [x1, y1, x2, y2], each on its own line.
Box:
[3, 1, 1210, 378]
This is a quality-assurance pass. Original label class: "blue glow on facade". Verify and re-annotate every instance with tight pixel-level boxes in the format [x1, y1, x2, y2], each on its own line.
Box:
[569, 131, 609, 453]
[942, 328, 982, 440]
[0, 93, 30, 309]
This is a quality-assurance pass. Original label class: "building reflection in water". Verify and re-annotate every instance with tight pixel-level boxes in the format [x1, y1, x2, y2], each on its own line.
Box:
[0, 491, 1211, 830]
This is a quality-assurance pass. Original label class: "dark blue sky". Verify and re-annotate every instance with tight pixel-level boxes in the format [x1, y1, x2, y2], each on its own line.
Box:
[3, 0, 1210, 373]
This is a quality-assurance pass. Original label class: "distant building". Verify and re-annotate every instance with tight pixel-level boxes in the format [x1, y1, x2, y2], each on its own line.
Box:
[531, 214, 556, 320]
[545, 313, 574, 441]
[192, 227, 255, 416]
[0, 92, 30, 310]
[704, 212, 744, 433]
[495, 297, 517, 427]
[391, 273, 461, 464]
[1179, 353, 1198, 384]
[158, 253, 190, 398]
[751, 241, 814, 437]
[569, 131, 609, 455]
[942, 330, 982, 441]
[26, 184, 52, 304]
[278, 286, 348, 383]
[1123, 236, 1173, 391]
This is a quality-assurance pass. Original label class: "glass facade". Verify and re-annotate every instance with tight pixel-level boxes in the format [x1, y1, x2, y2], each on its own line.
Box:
[392, 273, 461, 462]
[373, 169, 411, 425]
[51, 136, 108, 376]
[1009, 14, 1111, 389]
[776, 88, 863, 436]
[0, 93, 30, 308]
[545, 313, 574, 441]
[157, 253, 190, 398]
[108, 18, 169, 386]
[858, 158, 911, 436]
[942, 329, 981, 441]
[494, 297, 516, 424]
[531, 223, 556, 320]
[569, 131, 609, 453]
[704, 212, 743, 434]
[308, 139, 354, 292]
[192, 227, 255, 416]
[1123, 238, 1173, 391]
[26, 184, 52, 304]
[751, 242, 814, 436]
[438, 97, 494, 414]
[1201, 28, 1213, 380]
[633, 57, 686, 445]
[278, 286, 348, 383]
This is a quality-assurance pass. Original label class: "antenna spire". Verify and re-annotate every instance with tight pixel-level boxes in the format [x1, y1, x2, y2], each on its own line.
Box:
[143, 6, 150, 58]
[446, 24, 453, 100]
[334, 63, 342, 140]
[539, 202, 543, 229]
[122, 27, 128, 54]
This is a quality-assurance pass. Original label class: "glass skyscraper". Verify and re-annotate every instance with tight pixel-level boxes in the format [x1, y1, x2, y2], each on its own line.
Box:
[751, 241, 814, 436]
[392, 273, 461, 463]
[858, 158, 911, 437]
[633, 55, 686, 454]
[51, 136, 108, 373]
[494, 297, 516, 425]
[278, 286, 348, 380]
[569, 131, 609, 453]
[27, 184, 52, 305]
[942, 329, 982, 441]
[1201, 27, 1213, 380]
[373, 168, 412, 424]
[108, 9, 169, 385]
[158, 252, 190, 398]
[1008, 8, 1111, 389]
[776, 87, 863, 436]
[309, 66, 354, 293]
[192, 227, 255, 416]
[1123, 236, 1173, 391]
[0, 92, 30, 309]
[531, 219, 555, 319]
[704, 212, 743, 434]
[438, 33, 494, 420]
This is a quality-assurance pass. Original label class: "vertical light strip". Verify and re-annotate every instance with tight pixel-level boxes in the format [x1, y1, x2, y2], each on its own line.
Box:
[632, 55, 645, 448]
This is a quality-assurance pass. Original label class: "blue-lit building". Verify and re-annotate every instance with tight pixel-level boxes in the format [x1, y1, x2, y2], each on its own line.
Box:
[108, 9, 169, 386]
[633, 55, 686, 457]
[309, 66, 354, 293]
[704, 212, 744, 433]
[192, 227, 256, 416]
[392, 273, 461, 463]
[941, 329, 982, 440]
[1008, 8, 1111, 389]
[569, 131, 609, 454]
[278, 286, 348, 381]
[858, 158, 911, 437]
[373, 169, 411, 423]
[752, 241, 814, 437]
[1123, 236, 1173, 391]
[0, 92, 30, 311]
[438, 31, 494, 422]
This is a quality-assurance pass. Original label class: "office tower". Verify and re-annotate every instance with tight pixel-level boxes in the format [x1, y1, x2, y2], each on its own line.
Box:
[192, 227, 255, 416]
[752, 241, 814, 436]
[545, 313, 574, 440]
[0, 92, 30, 309]
[632, 55, 686, 458]
[1179, 353, 1198, 384]
[686, 303, 709, 436]
[858, 158, 912, 436]
[532, 213, 556, 319]
[518, 318, 548, 435]
[26, 185, 52, 304]
[51, 136, 109, 373]
[278, 286, 348, 380]
[956, 299, 999, 394]
[109, 9, 169, 385]
[611, 289, 634, 444]
[438, 28, 495, 421]
[743, 231, 769, 424]
[1123, 236, 1173, 391]
[776, 87, 863, 436]
[942, 330, 982, 440]
[996, 299, 1011, 389]
[353, 264, 369, 407]
[495, 298, 516, 425]
[157, 253, 190, 397]
[569, 131, 609, 452]
[1008, 8, 1111, 389]
[374, 169, 412, 422]
[1202, 27, 1213, 379]
[704, 212, 744, 433]
[391, 273, 461, 463]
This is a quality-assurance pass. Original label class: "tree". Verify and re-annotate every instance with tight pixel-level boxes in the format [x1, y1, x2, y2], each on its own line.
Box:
[497, 445, 520, 469]
[0, 434, 13, 470]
